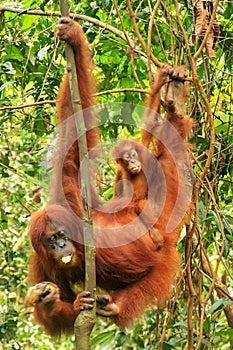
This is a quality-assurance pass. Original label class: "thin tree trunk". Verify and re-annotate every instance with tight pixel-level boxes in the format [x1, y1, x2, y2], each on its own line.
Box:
[59, 1, 96, 349]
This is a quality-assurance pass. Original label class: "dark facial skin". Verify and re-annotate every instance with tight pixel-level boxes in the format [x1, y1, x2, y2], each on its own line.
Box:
[121, 148, 142, 174]
[42, 226, 77, 266]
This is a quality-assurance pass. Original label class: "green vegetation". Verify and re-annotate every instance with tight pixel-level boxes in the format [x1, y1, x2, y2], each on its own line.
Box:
[0, 1, 232, 349]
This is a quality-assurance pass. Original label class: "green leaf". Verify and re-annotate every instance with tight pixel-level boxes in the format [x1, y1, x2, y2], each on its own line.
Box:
[207, 299, 232, 315]
[33, 116, 47, 136]
[91, 330, 115, 349]
[22, 15, 38, 30]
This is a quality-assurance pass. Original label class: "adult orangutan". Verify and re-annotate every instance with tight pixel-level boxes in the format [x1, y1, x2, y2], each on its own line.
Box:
[25, 18, 192, 337]
[112, 66, 193, 244]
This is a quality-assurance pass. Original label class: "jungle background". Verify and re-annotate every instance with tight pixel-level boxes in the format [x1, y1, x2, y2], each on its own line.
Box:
[0, 0, 232, 349]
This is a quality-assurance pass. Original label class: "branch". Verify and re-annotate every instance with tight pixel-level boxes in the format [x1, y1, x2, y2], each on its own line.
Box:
[0, 100, 55, 111]
[0, 89, 149, 112]
[0, 5, 157, 73]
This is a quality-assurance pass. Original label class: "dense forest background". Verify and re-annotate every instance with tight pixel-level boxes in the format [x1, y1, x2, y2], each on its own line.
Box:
[0, 0, 232, 349]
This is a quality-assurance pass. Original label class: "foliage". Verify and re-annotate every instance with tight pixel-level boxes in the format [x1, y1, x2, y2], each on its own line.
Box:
[0, 0, 232, 349]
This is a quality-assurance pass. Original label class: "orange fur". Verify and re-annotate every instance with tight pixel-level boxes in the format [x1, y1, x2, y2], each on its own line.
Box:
[112, 67, 193, 251]
[144, 67, 193, 237]
[112, 140, 152, 201]
[28, 20, 188, 336]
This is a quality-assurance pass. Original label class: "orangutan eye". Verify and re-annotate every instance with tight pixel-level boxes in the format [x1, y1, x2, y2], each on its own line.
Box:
[123, 152, 130, 160]
[131, 151, 137, 157]
[50, 235, 56, 242]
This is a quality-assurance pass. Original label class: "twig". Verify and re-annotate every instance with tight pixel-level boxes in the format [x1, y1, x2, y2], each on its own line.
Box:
[37, 39, 60, 102]
[173, 4, 218, 347]
[95, 87, 149, 97]
[126, 0, 163, 68]
[147, 1, 162, 84]
[113, 0, 143, 88]
[158, 312, 169, 350]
